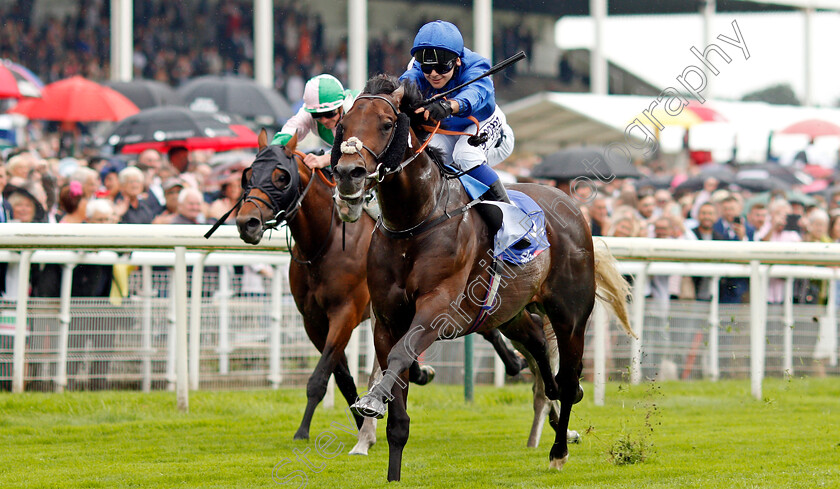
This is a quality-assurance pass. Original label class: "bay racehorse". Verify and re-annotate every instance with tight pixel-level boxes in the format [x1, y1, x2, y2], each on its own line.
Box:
[235, 130, 532, 451]
[331, 75, 634, 481]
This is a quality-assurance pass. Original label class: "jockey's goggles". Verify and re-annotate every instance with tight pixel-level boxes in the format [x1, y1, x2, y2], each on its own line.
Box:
[312, 109, 340, 120]
[415, 48, 457, 75]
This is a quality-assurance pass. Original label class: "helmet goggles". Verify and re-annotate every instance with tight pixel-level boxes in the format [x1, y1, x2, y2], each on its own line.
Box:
[415, 48, 457, 75]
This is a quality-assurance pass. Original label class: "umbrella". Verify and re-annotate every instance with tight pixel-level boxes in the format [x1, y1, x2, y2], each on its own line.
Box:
[696, 162, 736, 183]
[9, 76, 139, 122]
[735, 163, 808, 186]
[531, 146, 642, 181]
[105, 106, 256, 154]
[103, 79, 179, 110]
[661, 100, 727, 129]
[733, 174, 789, 193]
[177, 75, 293, 123]
[778, 119, 840, 139]
[0, 59, 44, 99]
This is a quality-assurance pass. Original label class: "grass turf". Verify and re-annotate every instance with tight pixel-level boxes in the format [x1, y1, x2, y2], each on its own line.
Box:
[1, 377, 838, 488]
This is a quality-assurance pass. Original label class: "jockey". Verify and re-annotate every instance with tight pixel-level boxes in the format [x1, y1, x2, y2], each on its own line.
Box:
[272, 74, 358, 169]
[400, 20, 516, 211]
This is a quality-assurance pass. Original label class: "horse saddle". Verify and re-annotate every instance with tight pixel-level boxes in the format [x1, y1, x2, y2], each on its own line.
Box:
[457, 173, 549, 265]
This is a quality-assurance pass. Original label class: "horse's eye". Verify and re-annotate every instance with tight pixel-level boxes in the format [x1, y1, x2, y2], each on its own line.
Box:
[273, 170, 291, 188]
[382, 121, 394, 132]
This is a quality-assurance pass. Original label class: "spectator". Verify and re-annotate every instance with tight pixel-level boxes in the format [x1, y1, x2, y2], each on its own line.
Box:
[747, 202, 769, 240]
[207, 171, 242, 224]
[151, 178, 185, 225]
[114, 166, 158, 224]
[86, 198, 118, 224]
[167, 146, 190, 174]
[58, 181, 87, 223]
[588, 196, 609, 237]
[0, 164, 11, 297]
[713, 195, 752, 303]
[71, 166, 101, 200]
[687, 202, 724, 301]
[764, 200, 802, 304]
[170, 187, 205, 225]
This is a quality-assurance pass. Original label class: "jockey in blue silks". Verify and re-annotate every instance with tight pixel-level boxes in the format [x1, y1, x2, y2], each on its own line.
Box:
[400, 20, 516, 211]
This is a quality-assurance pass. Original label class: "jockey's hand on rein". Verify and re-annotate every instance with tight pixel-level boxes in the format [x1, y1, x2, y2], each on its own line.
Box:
[424, 99, 453, 122]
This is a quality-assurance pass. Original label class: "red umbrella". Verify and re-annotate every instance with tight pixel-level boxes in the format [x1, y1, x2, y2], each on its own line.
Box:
[119, 123, 258, 154]
[9, 76, 139, 122]
[0, 60, 43, 99]
[778, 119, 840, 139]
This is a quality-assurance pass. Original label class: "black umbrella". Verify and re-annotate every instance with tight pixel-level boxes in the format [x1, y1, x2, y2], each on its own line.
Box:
[103, 106, 238, 149]
[735, 163, 808, 186]
[103, 79, 179, 110]
[697, 163, 736, 183]
[176, 75, 293, 124]
[531, 146, 642, 181]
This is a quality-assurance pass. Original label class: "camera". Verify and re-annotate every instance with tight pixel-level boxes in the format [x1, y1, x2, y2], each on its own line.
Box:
[732, 216, 742, 225]
[784, 214, 801, 232]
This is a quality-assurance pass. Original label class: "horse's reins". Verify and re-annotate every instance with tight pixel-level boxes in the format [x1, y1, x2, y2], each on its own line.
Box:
[340, 94, 485, 239]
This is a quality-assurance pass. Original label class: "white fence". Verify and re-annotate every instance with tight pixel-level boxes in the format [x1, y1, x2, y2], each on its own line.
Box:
[1, 225, 839, 409]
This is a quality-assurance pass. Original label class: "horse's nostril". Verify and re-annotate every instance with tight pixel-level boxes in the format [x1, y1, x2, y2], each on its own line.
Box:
[350, 166, 367, 179]
[246, 218, 261, 230]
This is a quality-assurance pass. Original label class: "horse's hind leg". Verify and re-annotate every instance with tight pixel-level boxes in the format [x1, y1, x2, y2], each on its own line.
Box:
[350, 361, 381, 455]
[481, 328, 528, 376]
[543, 293, 594, 469]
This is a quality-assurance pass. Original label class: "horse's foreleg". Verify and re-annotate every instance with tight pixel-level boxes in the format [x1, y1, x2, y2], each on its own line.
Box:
[386, 373, 410, 482]
[481, 328, 528, 376]
[293, 345, 341, 440]
[351, 314, 441, 419]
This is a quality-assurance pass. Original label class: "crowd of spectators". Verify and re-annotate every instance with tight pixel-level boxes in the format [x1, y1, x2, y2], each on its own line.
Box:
[0, 1, 536, 105]
[0, 143, 247, 299]
[558, 170, 840, 307]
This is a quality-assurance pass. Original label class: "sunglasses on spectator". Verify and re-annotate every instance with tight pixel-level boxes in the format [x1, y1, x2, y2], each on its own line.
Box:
[312, 109, 339, 120]
[419, 59, 455, 75]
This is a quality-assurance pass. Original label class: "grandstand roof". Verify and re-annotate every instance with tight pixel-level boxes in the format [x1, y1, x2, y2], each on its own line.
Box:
[417, 0, 798, 17]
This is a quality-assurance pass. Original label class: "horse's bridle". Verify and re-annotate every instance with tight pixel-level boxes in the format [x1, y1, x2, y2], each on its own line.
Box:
[244, 153, 324, 231]
[340, 94, 427, 183]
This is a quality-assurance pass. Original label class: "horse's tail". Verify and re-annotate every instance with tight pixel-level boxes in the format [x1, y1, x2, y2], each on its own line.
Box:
[593, 239, 636, 339]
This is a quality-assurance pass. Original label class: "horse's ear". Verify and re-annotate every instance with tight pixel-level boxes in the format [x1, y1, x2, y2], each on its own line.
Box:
[391, 85, 405, 105]
[258, 128, 268, 150]
[283, 132, 298, 158]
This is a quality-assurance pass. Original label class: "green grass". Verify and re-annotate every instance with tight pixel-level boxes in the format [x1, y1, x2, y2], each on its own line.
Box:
[1, 378, 838, 488]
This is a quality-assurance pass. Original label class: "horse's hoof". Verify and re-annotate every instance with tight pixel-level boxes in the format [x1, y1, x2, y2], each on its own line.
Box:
[292, 431, 309, 441]
[421, 365, 435, 384]
[574, 384, 584, 404]
[348, 444, 370, 456]
[351, 396, 387, 419]
[566, 430, 581, 444]
[549, 454, 569, 471]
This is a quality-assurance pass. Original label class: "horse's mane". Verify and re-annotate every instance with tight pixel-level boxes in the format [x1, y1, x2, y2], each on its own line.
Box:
[362, 74, 443, 162]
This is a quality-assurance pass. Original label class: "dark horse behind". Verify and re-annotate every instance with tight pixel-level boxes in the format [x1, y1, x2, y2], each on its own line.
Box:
[331, 75, 634, 481]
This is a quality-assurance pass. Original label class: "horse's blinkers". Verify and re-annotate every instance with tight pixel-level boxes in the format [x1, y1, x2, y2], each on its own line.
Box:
[244, 145, 301, 218]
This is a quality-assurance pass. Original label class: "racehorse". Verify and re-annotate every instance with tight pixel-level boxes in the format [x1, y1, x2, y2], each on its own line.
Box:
[331, 75, 634, 481]
[235, 130, 532, 451]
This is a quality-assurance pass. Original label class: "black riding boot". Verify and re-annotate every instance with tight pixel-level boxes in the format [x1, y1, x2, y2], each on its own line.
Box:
[476, 180, 530, 249]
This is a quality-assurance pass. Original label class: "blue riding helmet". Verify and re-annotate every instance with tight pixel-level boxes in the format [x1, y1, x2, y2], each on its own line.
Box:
[410, 20, 464, 58]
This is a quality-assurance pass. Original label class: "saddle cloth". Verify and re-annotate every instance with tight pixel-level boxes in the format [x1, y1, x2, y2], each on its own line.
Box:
[458, 173, 549, 265]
